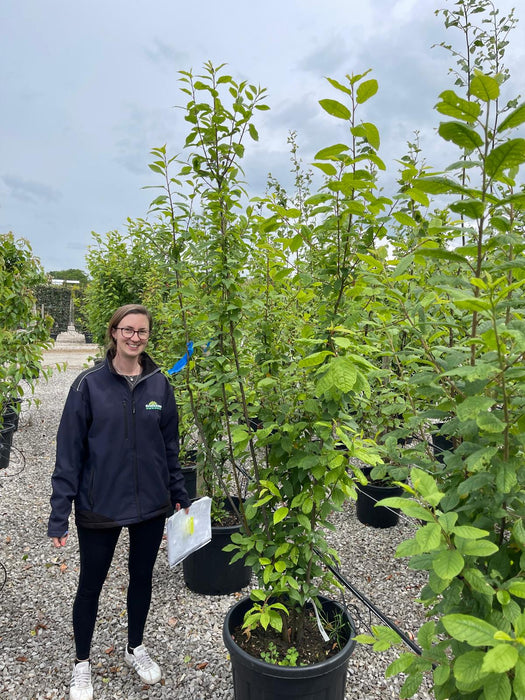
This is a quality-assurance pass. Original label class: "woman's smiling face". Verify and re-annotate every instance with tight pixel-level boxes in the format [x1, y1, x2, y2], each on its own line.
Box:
[111, 312, 150, 361]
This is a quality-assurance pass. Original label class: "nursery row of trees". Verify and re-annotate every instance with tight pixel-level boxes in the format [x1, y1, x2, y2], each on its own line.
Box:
[73, 1, 525, 697]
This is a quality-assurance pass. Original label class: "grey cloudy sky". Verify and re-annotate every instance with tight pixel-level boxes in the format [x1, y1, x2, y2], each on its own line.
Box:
[1, 0, 523, 272]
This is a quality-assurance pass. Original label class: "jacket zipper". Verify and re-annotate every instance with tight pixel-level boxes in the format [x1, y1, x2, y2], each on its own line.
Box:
[122, 400, 129, 439]
[131, 398, 142, 520]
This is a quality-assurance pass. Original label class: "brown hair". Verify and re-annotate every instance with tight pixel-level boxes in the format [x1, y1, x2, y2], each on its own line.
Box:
[105, 304, 153, 355]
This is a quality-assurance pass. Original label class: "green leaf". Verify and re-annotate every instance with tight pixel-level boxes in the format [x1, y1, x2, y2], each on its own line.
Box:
[415, 523, 443, 551]
[456, 396, 494, 422]
[506, 581, 525, 599]
[314, 144, 349, 160]
[313, 162, 338, 176]
[442, 614, 498, 646]
[453, 296, 491, 312]
[453, 525, 490, 540]
[274, 560, 286, 573]
[482, 672, 512, 700]
[486, 139, 525, 178]
[319, 98, 351, 120]
[463, 568, 495, 596]
[259, 480, 281, 498]
[495, 463, 517, 493]
[412, 176, 471, 196]
[470, 72, 500, 102]
[379, 497, 433, 521]
[433, 664, 450, 686]
[513, 519, 525, 547]
[385, 653, 415, 677]
[450, 198, 486, 219]
[417, 621, 436, 650]
[395, 538, 422, 557]
[248, 123, 259, 142]
[351, 122, 380, 149]
[482, 644, 519, 674]
[514, 656, 525, 698]
[415, 247, 468, 264]
[298, 350, 333, 368]
[257, 377, 278, 390]
[433, 549, 464, 579]
[273, 507, 288, 524]
[400, 671, 424, 698]
[435, 90, 481, 123]
[393, 211, 418, 227]
[439, 121, 483, 150]
[356, 79, 378, 104]
[455, 538, 498, 557]
[334, 358, 359, 392]
[498, 102, 525, 132]
[476, 412, 506, 434]
[326, 76, 352, 96]
[411, 467, 443, 507]
[453, 650, 487, 685]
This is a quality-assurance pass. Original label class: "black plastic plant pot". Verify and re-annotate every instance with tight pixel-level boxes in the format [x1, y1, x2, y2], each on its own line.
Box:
[181, 465, 197, 500]
[431, 434, 454, 464]
[183, 498, 251, 595]
[0, 423, 15, 470]
[3, 398, 21, 432]
[223, 595, 356, 700]
[356, 468, 404, 528]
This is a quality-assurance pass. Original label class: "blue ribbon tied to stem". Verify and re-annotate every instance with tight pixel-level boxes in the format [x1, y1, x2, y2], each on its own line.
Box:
[167, 341, 194, 375]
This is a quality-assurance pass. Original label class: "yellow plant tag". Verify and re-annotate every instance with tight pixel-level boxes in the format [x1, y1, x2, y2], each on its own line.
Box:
[185, 516, 194, 536]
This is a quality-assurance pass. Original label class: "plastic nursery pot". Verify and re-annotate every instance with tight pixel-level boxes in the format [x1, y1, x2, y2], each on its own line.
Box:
[356, 467, 404, 529]
[181, 465, 197, 500]
[223, 595, 356, 700]
[182, 497, 251, 595]
[2, 398, 21, 433]
[0, 423, 16, 470]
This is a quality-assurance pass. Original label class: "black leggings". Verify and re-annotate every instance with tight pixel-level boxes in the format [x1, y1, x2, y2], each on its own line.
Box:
[73, 515, 165, 660]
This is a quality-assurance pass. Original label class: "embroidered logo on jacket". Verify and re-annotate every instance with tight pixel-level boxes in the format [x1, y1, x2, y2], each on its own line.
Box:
[145, 401, 162, 411]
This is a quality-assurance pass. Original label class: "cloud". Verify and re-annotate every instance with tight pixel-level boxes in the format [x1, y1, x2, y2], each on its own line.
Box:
[1, 176, 61, 205]
[113, 104, 183, 175]
[298, 36, 351, 76]
[144, 38, 187, 69]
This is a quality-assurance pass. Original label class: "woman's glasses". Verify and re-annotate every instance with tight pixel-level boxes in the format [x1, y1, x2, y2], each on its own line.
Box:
[116, 327, 150, 340]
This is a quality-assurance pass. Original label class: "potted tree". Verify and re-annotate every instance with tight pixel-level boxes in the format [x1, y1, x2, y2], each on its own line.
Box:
[1, 233, 53, 469]
[219, 70, 389, 696]
[137, 63, 272, 594]
[351, 3, 525, 698]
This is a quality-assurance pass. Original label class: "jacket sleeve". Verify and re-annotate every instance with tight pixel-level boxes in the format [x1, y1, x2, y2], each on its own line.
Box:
[162, 382, 191, 510]
[47, 384, 90, 537]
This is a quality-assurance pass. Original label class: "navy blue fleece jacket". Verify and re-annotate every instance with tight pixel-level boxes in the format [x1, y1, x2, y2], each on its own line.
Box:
[48, 352, 190, 537]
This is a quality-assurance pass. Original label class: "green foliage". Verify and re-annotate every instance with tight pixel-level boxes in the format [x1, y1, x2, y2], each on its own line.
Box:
[84, 227, 162, 345]
[48, 268, 89, 285]
[0, 233, 53, 419]
[260, 641, 300, 667]
[80, 0, 525, 687]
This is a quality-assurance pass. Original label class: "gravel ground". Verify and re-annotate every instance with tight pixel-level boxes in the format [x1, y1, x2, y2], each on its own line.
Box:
[0, 346, 434, 699]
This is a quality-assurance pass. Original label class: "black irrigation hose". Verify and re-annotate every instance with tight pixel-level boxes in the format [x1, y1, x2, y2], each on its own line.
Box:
[313, 546, 423, 656]
[0, 560, 6, 595]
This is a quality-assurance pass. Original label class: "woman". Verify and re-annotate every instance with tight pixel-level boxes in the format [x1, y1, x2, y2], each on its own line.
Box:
[48, 304, 190, 700]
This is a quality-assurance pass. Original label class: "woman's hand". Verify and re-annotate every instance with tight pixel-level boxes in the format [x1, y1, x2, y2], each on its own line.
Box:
[175, 503, 190, 514]
[51, 534, 69, 548]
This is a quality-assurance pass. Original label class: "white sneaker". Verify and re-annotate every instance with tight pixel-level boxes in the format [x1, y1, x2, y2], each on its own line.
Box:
[70, 661, 93, 700]
[125, 644, 161, 684]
